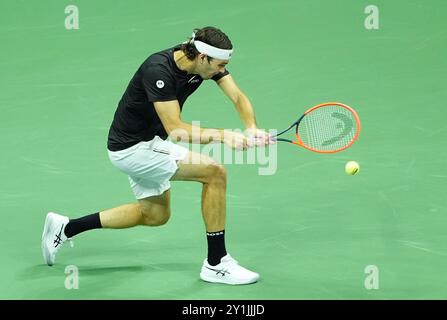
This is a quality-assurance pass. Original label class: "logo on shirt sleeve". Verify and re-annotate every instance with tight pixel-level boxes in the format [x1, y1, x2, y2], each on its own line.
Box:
[156, 80, 165, 88]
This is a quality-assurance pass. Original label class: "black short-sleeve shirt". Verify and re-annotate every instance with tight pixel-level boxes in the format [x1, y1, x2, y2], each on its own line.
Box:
[107, 45, 229, 151]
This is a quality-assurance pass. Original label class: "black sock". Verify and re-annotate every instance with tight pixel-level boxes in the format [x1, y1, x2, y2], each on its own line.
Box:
[206, 230, 227, 266]
[64, 212, 102, 238]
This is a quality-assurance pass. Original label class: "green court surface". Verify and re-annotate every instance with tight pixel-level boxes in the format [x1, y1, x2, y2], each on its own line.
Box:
[1, 0, 446, 299]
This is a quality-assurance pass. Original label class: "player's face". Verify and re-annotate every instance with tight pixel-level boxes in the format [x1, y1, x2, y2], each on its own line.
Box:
[197, 55, 228, 79]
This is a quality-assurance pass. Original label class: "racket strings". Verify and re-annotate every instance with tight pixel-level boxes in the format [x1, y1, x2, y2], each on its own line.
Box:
[298, 105, 358, 151]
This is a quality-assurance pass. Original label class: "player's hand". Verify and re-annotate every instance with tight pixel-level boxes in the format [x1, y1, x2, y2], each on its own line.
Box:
[244, 128, 276, 146]
[223, 131, 253, 150]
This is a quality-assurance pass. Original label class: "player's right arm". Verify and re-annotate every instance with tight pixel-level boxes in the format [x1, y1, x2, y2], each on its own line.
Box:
[143, 63, 248, 150]
[154, 100, 249, 150]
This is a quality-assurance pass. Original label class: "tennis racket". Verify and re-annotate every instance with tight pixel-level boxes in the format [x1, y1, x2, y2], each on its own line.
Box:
[273, 102, 361, 153]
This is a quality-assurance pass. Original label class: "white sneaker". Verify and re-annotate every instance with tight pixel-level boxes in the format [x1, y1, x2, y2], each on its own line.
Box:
[200, 254, 259, 285]
[41, 212, 70, 266]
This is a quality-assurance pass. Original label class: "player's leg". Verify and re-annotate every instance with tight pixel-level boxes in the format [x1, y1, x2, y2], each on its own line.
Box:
[171, 151, 259, 285]
[42, 190, 172, 264]
[42, 193, 171, 266]
[171, 151, 226, 232]
[42, 138, 178, 266]
[99, 190, 171, 228]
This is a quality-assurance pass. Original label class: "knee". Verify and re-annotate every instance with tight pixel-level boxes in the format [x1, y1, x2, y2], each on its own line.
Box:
[207, 163, 226, 185]
[140, 206, 171, 226]
[147, 210, 170, 226]
[154, 209, 170, 226]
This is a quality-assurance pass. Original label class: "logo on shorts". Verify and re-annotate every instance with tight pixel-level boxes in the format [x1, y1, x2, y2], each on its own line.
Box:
[156, 80, 165, 88]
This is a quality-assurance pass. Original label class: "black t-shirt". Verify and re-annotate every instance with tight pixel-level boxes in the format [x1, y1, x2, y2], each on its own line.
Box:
[107, 44, 229, 151]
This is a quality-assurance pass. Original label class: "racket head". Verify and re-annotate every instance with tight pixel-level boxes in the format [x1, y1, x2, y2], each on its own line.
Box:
[293, 102, 361, 153]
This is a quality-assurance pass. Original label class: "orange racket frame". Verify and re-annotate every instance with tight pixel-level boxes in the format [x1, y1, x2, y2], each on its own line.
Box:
[274, 102, 361, 154]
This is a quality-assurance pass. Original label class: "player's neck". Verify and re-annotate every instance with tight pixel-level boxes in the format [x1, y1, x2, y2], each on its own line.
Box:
[174, 50, 197, 74]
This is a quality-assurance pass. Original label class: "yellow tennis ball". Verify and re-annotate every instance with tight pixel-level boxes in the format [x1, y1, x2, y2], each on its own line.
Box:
[345, 161, 360, 175]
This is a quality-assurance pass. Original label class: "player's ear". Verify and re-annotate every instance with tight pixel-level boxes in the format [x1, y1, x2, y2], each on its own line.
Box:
[198, 53, 208, 64]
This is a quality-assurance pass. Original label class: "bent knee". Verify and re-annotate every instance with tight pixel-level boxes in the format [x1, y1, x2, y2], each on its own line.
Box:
[140, 207, 171, 226]
[207, 163, 226, 184]
[154, 211, 170, 226]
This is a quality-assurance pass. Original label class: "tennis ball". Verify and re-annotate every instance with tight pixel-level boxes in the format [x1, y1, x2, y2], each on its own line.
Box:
[345, 161, 360, 175]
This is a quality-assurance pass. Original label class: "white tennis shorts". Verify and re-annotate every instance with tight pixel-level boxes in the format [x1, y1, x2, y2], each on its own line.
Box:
[108, 136, 189, 199]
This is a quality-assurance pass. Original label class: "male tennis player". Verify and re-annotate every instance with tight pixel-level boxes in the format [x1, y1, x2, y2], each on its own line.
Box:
[41, 26, 272, 285]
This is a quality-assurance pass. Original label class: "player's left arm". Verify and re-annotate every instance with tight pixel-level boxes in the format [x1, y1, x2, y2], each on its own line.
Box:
[216, 74, 256, 129]
[216, 74, 273, 145]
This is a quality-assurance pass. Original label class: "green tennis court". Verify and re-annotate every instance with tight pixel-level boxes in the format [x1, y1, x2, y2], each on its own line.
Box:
[1, 0, 446, 299]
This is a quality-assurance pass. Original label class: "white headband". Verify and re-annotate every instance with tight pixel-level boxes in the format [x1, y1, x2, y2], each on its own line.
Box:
[191, 32, 233, 60]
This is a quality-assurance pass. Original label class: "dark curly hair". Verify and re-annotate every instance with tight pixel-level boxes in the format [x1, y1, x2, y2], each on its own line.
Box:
[181, 26, 233, 62]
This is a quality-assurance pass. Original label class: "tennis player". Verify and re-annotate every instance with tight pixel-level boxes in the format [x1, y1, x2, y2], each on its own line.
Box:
[42, 26, 273, 285]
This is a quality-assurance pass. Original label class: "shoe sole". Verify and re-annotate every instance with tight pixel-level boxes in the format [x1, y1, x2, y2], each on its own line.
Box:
[41, 212, 55, 266]
[200, 273, 259, 285]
